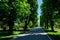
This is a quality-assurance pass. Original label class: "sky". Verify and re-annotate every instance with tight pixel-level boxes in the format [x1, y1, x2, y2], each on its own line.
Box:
[37, 0, 42, 17]
[37, 0, 42, 26]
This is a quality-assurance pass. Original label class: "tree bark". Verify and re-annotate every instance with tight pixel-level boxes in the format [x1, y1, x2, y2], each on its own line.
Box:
[8, 19, 14, 34]
[50, 14, 54, 31]
[24, 21, 28, 31]
[50, 19, 54, 31]
[8, 0, 15, 34]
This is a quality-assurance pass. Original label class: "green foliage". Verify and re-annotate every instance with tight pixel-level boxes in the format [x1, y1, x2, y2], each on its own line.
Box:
[40, 0, 60, 31]
[27, 0, 38, 27]
[28, 21, 33, 28]
[0, 0, 38, 31]
[16, 0, 30, 22]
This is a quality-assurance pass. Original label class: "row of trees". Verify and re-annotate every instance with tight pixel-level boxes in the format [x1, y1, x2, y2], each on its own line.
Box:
[40, 0, 60, 31]
[0, 0, 38, 34]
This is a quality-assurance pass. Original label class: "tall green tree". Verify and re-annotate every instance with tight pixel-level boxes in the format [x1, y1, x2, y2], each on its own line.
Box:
[0, 0, 30, 33]
[8, 0, 30, 33]
[27, 0, 38, 27]
[0, 0, 9, 30]
[15, 0, 30, 31]
[40, 0, 58, 31]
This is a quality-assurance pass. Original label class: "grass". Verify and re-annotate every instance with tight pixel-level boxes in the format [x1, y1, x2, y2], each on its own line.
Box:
[0, 28, 32, 40]
[0, 31, 25, 40]
[44, 28, 60, 40]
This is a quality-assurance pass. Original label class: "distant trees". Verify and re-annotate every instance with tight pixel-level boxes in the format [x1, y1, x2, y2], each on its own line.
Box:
[40, 0, 60, 31]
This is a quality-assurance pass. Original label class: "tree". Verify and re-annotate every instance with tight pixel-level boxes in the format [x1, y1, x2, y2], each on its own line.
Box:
[0, 0, 9, 30]
[0, 0, 30, 32]
[15, 0, 30, 31]
[0, 0, 38, 33]
[27, 0, 38, 27]
[40, 0, 56, 31]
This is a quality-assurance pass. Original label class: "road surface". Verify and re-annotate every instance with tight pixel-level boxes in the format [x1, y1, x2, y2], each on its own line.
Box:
[12, 27, 52, 40]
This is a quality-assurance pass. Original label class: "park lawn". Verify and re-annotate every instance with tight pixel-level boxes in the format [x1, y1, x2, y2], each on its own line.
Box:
[0, 31, 24, 40]
[44, 28, 60, 40]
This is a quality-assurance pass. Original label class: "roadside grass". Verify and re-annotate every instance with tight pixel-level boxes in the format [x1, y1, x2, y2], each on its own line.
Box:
[0, 31, 24, 40]
[44, 28, 60, 40]
[0, 28, 32, 40]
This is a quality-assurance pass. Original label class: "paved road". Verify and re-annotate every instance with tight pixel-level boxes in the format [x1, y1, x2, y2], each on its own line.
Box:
[12, 27, 52, 40]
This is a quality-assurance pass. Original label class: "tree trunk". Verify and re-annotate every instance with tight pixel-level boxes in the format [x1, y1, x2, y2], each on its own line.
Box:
[50, 19, 54, 31]
[46, 18, 48, 29]
[50, 14, 54, 31]
[24, 21, 28, 31]
[8, 19, 14, 34]
[45, 18, 48, 29]
[3, 26, 6, 31]
[8, 0, 15, 34]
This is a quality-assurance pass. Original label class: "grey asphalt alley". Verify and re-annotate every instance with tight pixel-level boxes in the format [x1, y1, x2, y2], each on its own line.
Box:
[12, 27, 52, 40]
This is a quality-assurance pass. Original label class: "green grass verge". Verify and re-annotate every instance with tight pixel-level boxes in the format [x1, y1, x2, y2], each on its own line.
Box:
[0, 27, 32, 40]
[44, 28, 60, 40]
[0, 31, 24, 40]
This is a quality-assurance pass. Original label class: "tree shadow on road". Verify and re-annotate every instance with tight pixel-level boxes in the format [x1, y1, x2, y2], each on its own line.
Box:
[0, 37, 13, 40]
[48, 34, 60, 40]
[12, 33, 50, 40]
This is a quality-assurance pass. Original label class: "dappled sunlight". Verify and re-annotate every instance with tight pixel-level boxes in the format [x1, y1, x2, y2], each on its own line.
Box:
[1, 0, 60, 40]
[19, 32, 47, 37]
[12, 27, 51, 40]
